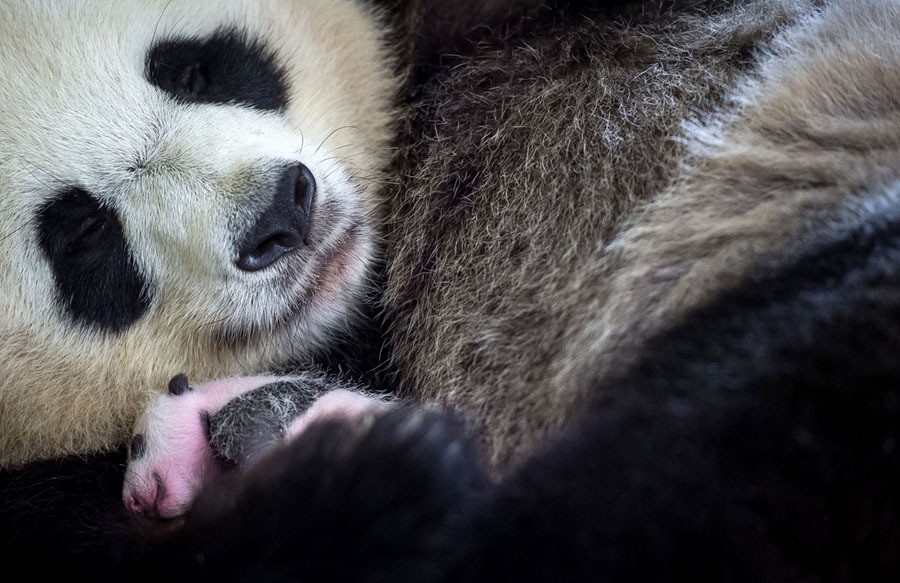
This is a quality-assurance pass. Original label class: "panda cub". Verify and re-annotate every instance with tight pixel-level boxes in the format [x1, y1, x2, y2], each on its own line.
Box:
[123, 373, 388, 518]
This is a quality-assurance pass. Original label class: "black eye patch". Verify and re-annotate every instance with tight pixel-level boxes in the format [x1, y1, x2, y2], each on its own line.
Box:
[130, 434, 147, 460]
[36, 187, 152, 333]
[146, 28, 288, 111]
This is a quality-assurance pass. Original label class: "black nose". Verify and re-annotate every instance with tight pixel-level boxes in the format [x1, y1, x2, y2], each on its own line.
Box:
[236, 163, 316, 272]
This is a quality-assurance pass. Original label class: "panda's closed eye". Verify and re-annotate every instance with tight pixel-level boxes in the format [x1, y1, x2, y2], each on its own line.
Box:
[146, 28, 287, 110]
[175, 62, 209, 98]
[36, 188, 152, 333]
[70, 214, 112, 254]
[38, 188, 116, 258]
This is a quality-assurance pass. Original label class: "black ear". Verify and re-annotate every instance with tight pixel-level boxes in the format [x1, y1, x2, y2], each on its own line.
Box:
[146, 28, 288, 111]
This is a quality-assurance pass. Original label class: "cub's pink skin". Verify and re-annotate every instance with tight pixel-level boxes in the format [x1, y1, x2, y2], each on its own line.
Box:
[122, 374, 388, 519]
[122, 375, 276, 518]
[284, 388, 389, 440]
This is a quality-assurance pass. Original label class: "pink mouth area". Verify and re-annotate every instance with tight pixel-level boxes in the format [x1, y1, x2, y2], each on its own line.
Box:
[306, 223, 364, 303]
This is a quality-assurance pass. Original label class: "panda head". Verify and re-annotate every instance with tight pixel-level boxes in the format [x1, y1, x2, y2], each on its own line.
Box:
[0, 0, 396, 465]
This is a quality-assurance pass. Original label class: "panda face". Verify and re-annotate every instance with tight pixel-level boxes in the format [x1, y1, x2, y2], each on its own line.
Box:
[0, 0, 396, 464]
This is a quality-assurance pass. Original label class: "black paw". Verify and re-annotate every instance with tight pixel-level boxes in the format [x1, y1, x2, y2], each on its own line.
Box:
[142, 406, 487, 582]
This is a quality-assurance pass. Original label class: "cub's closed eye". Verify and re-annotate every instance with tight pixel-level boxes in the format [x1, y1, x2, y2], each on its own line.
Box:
[146, 28, 287, 111]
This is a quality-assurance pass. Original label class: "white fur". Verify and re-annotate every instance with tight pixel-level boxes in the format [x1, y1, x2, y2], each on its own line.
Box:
[0, 0, 397, 466]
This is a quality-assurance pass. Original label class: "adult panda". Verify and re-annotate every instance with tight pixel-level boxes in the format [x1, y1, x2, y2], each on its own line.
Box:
[0, 0, 396, 467]
[4, 0, 900, 581]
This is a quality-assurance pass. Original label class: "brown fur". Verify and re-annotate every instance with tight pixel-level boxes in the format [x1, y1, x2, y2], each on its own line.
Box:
[384, 0, 900, 469]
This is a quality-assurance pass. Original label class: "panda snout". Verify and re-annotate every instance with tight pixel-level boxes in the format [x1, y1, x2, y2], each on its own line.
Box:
[236, 162, 317, 272]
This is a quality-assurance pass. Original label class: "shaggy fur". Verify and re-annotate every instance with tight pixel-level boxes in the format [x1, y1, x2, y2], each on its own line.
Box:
[385, 0, 824, 469]
[4, 0, 900, 580]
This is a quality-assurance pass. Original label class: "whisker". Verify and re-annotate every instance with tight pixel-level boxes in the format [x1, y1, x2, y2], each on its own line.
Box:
[315, 126, 359, 155]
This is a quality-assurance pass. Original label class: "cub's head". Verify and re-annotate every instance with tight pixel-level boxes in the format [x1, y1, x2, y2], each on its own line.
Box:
[0, 0, 396, 466]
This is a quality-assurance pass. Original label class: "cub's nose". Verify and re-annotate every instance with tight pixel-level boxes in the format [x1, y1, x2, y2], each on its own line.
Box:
[236, 163, 316, 272]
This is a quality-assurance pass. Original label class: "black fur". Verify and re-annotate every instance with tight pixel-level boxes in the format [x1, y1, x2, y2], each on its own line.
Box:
[146, 28, 289, 111]
[388, 0, 638, 84]
[453, 207, 900, 581]
[137, 408, 486, 583]
[36, 187, 152, 333]
[5, 203, 900, 580]
[129, 434, 146, 460]
[206, 380, 319, 467]
[5, 2, 900, 580]
[0, 410, 487, 582]
[0, 448, 138, 580]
